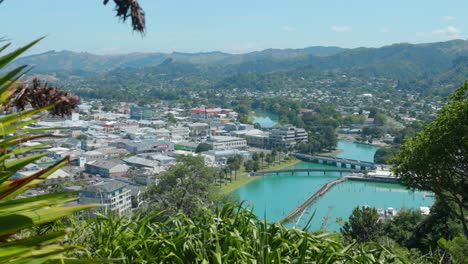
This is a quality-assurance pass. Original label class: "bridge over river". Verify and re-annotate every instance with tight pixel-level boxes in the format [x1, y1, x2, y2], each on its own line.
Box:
[295, 153, 376, 170]
[253, 168, 367, 176]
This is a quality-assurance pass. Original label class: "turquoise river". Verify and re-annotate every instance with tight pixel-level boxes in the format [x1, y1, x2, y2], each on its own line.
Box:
[232, 141, 435, 231]
[252, 111, 278, 128]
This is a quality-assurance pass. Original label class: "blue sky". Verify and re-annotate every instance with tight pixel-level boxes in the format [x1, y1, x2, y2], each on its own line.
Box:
[0, 0, 466, 55]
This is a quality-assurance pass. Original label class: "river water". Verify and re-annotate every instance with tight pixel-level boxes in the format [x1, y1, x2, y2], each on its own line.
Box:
[252, 111, 278, 128]
[232, 141, 434, 232]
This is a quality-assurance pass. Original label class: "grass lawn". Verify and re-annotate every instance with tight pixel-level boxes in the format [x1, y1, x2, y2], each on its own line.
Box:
[215, 158, 301, 196]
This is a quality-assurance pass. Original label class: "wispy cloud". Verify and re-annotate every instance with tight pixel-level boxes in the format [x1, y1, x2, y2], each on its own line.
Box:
[331, 25, 352, 32]
[281, 25, 296, 32]
[379, 27, 390, 33]
[443, 16, 456, 21]
[432, 26, 461, 37]
[416, 26, 461, 38]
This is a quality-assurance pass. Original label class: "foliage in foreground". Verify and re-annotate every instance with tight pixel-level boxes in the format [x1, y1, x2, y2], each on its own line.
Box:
[392, 81, 468, 238]
[341, 206, 383, 244]
[0, 39, 94, 263]
[438, 234, 468, 264]
[70, 203, 403, 264]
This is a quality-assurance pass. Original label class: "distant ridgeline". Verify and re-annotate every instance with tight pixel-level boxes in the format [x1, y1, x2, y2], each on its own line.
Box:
[10, 39, 468, 99]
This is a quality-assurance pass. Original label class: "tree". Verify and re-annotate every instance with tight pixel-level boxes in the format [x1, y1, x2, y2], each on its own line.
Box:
[373, 112, 387, 126]
[321, 126, 337, 150]
[76, 134, 88, 141]
[374, 146, 398, 164]
[144, 156, 216, 216]
[259, 151, 265, 169]
[195, 143, 213, 153]
[438, 234, 468, 264]
[166, 112, 177, 124]
[341, 206, 383, 243]
[227, 155, 242, 180]
[244, 160, 254, 173]
[383, 209, 424, 249]
[395, 197, 463, 253]
[392, 82, 468, 238]
[271, 149, 278, 162]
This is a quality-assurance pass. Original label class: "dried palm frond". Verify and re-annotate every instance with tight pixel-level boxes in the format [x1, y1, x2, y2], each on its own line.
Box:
[104, 0, 146, 34]
[11, 78, 80, 116]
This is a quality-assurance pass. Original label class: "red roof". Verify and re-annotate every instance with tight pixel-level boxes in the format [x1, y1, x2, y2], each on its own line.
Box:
[191, 108, 205, 113]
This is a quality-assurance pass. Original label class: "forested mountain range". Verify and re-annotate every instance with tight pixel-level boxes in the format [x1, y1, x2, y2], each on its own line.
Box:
[8, 46, 345, 74]
[9, 39, 468, 97]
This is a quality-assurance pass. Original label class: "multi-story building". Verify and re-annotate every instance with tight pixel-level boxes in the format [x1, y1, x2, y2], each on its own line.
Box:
[269, 126, 308, 148]
[79, 181, 132, 217]
[209, 136, 247, 150]
[188, 123, 210, 137]
[130, 105, 155, 120]
[169, 126, 190, 141]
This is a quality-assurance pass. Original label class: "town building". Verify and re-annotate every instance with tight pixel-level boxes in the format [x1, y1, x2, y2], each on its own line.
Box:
[79, 181, 132, 217]
[169, 126, 190, 141]
[188, 122, 210, 137]
[82, 150, 107, 161]
[204, 149, 251, 165]
[112, 139, 174, 154]
[269, 126, 308, 148]
[130, 105, 156, 120]
[85, 159, 129, 177]
[208, 136, 247, 150]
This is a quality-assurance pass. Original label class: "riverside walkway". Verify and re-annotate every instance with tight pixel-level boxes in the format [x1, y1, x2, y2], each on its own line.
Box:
[279, 177, 348, 224]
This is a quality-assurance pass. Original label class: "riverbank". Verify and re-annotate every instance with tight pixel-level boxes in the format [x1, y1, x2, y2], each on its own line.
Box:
[216, 158, 300, 195]
[318, 148, 344, 156]
[337, 134, 390, 148]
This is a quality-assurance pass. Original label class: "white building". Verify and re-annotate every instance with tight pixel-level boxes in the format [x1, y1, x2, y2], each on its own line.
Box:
[79, 181, 132, 217]
[169, 126, 190, 141]
[269, 126, 308, 148]
[209, 136, 247, 150]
